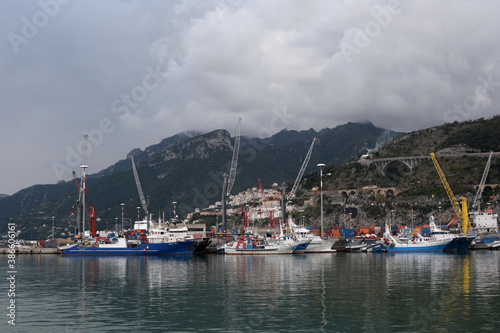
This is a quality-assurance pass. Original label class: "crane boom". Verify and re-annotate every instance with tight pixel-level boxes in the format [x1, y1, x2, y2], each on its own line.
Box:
[430, 153, 462, 217]
[472, 151, 493, 211]
[430, 152, 470, 235]
[287, 138, 316, 200]
[130, 156, 149, 217]
[226, 117, 241, 196]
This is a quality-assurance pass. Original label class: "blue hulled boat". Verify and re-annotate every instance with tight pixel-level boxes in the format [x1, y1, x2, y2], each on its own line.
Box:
[60, 237, 197, 256]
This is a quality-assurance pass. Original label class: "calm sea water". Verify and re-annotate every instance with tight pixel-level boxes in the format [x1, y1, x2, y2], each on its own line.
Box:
[2, 251, 500, 332]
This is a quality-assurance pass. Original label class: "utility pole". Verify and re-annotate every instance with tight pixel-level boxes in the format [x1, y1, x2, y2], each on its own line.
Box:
[121, 203, 125, 234]
[80, 134, 88, 240]
[317, 163, 325, 238]
[281, 183, 286, 229]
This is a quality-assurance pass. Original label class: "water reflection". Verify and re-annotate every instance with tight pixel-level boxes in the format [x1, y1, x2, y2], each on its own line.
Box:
[3, 252, 500, 332]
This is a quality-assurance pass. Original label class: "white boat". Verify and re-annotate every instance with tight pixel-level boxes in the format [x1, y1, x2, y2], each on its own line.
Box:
[223, 235, 298, 255]
[384, 224, 452, 253]
[487, 240, 500, 249]
[287, 216, 337, 253]
[148, 225, 194, 243]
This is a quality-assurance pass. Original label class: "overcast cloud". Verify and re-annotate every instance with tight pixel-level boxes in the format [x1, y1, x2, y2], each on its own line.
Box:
[1, 0, 499, 195]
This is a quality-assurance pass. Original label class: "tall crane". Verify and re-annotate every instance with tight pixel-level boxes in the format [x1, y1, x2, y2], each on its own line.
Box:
[287, 138, 316, 200]
[222, 118, 242, 232]
[472, 151, 493, 212]
[226, 117, 241, 197]
[130, 156, 150, 220]
[430, 152, 471, 235]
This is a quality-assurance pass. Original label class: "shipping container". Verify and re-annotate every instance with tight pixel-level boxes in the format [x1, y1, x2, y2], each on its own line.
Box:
[420, 228, 430, 235]
[340, 229, 356, 238]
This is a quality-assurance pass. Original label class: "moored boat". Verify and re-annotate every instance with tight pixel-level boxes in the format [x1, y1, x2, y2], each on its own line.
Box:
[288, 216, 337, 253]
[428, 216, 473, 251]
[384, 224, 451, 253]
[223, 234, 298, 255]
[487, 240, 500, 249]
[60, 237, 197, 256]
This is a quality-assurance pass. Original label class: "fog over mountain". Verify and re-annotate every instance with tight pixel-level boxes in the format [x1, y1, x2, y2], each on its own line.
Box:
[1, 0, 499, 194]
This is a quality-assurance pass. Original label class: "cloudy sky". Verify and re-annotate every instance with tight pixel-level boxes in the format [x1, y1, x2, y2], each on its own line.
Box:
[1, 0, 499, 195]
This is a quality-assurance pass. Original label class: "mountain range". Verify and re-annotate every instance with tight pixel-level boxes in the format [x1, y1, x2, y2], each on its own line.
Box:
[0, 121, 397, 239]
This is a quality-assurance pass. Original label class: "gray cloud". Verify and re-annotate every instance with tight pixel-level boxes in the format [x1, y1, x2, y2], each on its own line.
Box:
[1, 0, 499, 194]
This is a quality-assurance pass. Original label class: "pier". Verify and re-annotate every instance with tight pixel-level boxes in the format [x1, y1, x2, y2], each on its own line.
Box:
[0, 247, 59, 254]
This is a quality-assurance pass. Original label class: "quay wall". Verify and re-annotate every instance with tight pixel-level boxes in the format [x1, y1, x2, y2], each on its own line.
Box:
[0, 247, 59, 254]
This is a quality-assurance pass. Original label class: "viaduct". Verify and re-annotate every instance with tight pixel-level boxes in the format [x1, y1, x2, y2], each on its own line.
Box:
[360, 151, 500, 175]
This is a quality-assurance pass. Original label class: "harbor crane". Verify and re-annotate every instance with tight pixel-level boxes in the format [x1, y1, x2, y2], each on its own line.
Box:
[471, 151, 493, 212]
[222, 118, 241, 232]
[430, 152, 471, 235]
[130, 155, 150, 223]
[287, 138, 316, 200]
[226, 117, 241, 197]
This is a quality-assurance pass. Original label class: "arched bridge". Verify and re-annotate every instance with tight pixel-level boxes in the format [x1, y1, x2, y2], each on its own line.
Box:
[369, 156, 430, 173]
[362, 152, 500, 175]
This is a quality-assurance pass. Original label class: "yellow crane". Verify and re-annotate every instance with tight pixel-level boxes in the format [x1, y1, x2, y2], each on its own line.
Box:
[430, 153, 471, 235]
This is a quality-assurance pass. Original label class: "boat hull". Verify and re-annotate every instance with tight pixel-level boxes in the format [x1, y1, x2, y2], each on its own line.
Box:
[304, 239, 337, 253]
[443, 236, 472, 251]
[386, 242, 449, 253]
[60, 240, 196, 256]
[291, 240, 311, 254]
[224, 243, 296, 255]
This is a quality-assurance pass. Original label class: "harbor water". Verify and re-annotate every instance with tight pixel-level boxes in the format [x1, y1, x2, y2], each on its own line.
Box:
[2, 251, 500, 332]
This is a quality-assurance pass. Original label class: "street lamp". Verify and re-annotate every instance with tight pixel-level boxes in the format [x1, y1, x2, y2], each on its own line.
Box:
[317, 163, 325, 238]
[52, 216, 55, 239]
[120, 203, 125, 233]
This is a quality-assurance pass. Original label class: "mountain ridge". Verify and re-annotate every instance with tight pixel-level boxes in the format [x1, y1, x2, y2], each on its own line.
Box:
[0, 121, 398, 238]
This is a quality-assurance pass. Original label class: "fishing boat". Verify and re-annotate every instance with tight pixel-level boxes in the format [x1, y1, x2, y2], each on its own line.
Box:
[60, 236, 197, 256]
[223, 234, 299, 255]
[287, 216, 337, 253]
[271, 235, 311, 254]
[384, 224, 451, 253]
[147, 223, 211, 253]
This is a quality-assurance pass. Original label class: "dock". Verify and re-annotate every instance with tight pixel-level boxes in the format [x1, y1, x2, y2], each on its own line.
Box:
[0, 247, 60, 254]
